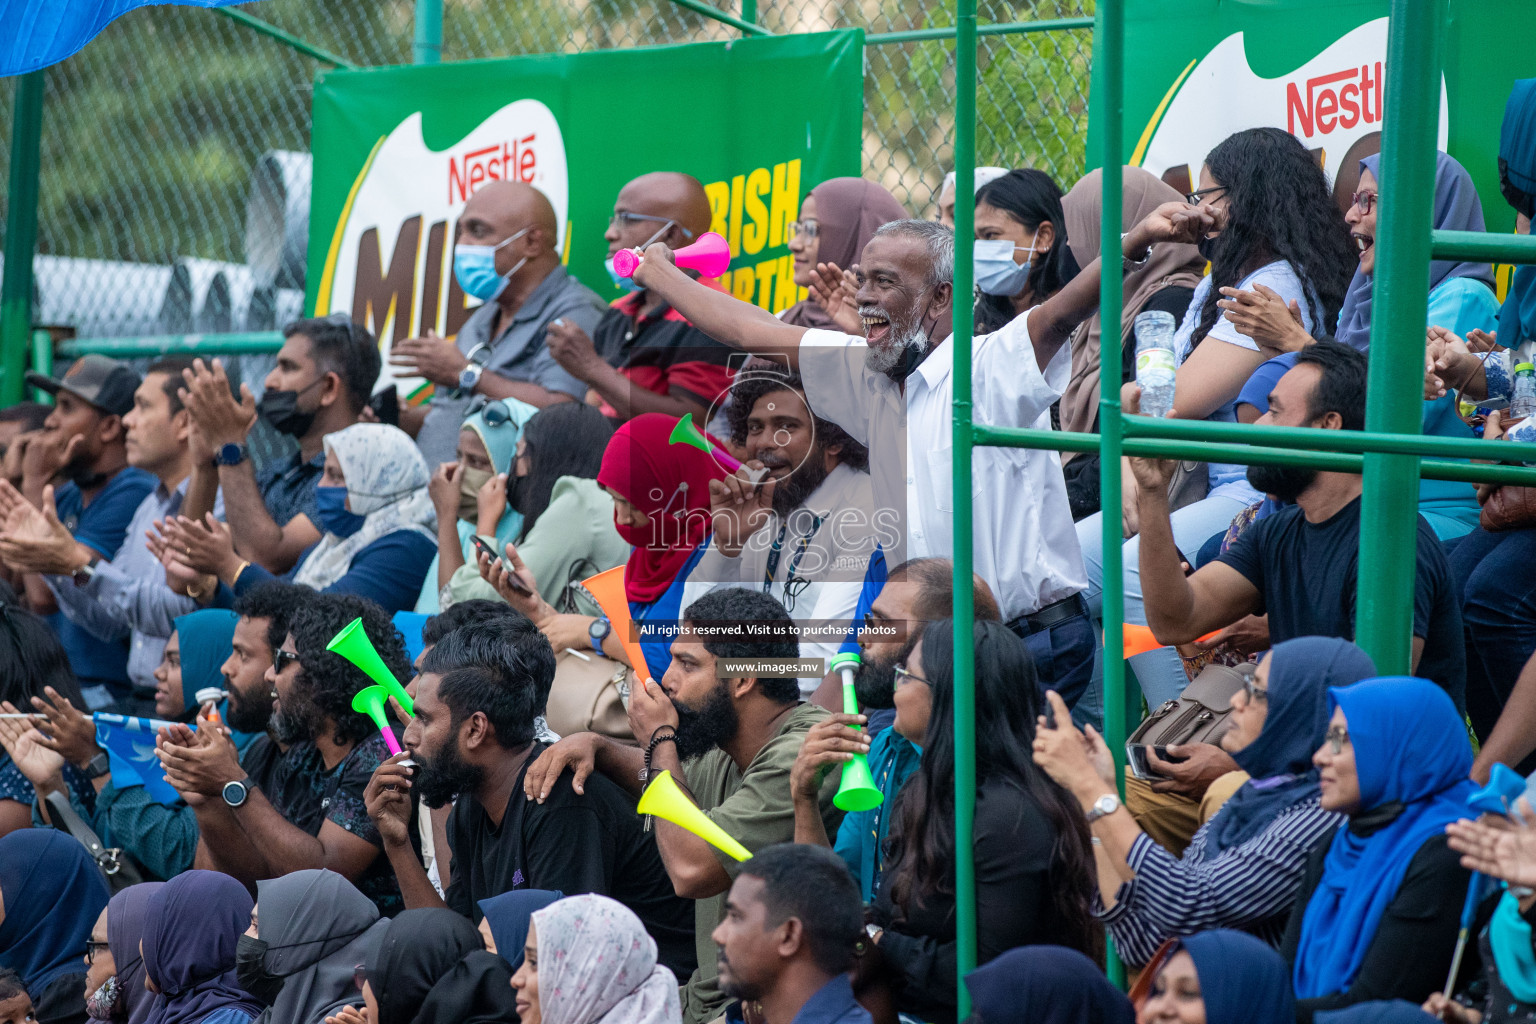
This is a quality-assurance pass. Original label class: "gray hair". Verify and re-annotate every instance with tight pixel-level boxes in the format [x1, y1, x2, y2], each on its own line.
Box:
[869, 218, 954, 288]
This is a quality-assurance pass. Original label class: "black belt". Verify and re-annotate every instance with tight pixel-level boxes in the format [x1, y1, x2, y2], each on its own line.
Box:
[1015, 593, 1087, 634]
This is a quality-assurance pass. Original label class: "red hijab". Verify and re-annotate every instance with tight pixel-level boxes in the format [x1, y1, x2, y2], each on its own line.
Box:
[596, 414, 728, 605]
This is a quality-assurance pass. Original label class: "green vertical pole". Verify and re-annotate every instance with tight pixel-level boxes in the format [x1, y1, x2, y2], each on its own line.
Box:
[1093, 0, 1128, 984]
[1354, 0, 1442, 672]
[414, 0, 442, 64]
[29, 330, 52, 404]
[1, 72, 45, 408]
[740, 0, 756, 33]
[951, 0, 978, 1012]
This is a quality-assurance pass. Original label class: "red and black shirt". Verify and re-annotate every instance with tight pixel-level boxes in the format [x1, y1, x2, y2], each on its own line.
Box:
[591, 283, 736, 417]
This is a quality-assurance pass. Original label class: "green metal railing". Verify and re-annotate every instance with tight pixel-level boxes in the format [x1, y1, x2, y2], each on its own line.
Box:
[947, 0, 1536, 1010]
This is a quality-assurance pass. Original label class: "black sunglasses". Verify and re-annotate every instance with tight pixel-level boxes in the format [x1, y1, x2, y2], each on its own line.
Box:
[273, 648, 301, 670]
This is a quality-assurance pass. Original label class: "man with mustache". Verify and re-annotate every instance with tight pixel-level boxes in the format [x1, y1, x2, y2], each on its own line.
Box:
[1137, 341, 1465, 709]
[707, 367, 881, 700]
[524, 586, 842, 1024]
[789, 557, 1000, 902]
[630, 212, 1206, 714]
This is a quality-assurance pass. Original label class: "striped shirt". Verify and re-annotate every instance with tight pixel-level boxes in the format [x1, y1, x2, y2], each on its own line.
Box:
[1095, 794, 1341, 965]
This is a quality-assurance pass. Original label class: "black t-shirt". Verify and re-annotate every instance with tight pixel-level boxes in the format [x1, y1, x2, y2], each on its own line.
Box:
[445, 744, 697, 978]
[262, 732, 418, 917]
[1216, 496, 1465, 709]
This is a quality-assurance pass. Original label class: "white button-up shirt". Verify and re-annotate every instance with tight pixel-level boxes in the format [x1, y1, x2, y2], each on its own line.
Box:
[799, 314, 1086, 621]
[695, 462, 883, 692]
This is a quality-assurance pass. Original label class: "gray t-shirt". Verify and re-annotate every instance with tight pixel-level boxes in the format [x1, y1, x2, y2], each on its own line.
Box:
[416, 265, 607, 466]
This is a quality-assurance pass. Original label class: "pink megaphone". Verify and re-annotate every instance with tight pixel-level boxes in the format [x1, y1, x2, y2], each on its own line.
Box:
[611, 231, 730, 279]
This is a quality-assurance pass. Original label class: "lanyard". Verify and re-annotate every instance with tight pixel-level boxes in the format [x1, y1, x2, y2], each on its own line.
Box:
[764, 514, 824, 611]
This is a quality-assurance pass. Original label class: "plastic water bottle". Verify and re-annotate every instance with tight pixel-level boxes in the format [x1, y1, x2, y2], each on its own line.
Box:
[1511, 362, 1536, 421]
[1134, 310, 1178, 418]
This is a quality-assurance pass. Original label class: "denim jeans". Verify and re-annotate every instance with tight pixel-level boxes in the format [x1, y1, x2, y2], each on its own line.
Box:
[1007, 594, 1096, 717]
[1449, 525, 1536, 742]
[1076, 494, 1252, 706]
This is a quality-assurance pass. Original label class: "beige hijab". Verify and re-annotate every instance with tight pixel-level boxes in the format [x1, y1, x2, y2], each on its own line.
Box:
[1058, 167, 1206, 446]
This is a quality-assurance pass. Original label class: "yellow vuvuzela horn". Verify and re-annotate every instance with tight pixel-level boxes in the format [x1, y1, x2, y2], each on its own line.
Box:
[637, 770, 752, 862]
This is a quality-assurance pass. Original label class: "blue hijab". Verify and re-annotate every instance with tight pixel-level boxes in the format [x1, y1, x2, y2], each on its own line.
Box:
[1293, 677, 1477, 1000]
[0, 829, 111, 992]
[1179, 929, 1294, 1024]
[141, 870, 264, 1024]
[1335, 151, 1493, 352]
[172, 609, 238, 714]
[1203, 637, 1375, 860]
[963, 945, 1133, 1024]
[1499, 81, 1536, 351]
[477, 889, 563, 971]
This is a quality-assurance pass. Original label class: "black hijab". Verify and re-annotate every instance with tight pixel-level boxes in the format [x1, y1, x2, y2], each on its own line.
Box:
[366, 910, 516, 1024]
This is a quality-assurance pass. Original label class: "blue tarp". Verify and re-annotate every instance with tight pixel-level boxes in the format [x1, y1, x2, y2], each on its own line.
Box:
[2, 0, 265, 76]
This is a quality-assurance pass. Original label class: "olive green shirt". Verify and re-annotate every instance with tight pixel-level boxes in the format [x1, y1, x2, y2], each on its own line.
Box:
[679, 701, 844, 1024]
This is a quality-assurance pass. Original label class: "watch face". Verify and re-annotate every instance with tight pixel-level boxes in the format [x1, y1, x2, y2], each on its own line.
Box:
[222, 780, 247, 807]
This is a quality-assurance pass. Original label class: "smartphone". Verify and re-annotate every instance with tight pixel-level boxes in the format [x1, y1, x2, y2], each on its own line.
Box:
[471, 536, 533, 595]
[1126, 744, 1189, 781]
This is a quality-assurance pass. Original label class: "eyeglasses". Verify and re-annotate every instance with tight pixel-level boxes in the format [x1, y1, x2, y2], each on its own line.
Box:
[468, 394, 517, 428]
[85, 940, 111, 965]
[273, 648, 301, 670]
[788, 220, 819, 241]
[1185, 185, 1229, 206]
[893, 664, 930, 688]
[1235, 663, 1266, 703]
[608, 211, 694, 239]
[1350, 190, 1379, 215]
[1324, 725, 1351, 755]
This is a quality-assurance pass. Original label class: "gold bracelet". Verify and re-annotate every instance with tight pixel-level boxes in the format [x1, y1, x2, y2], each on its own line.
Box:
[185, 575, 216, 601]
[229, 560, 252, 588]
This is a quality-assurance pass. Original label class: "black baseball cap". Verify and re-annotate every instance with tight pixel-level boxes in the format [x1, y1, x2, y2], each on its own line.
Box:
[26, 356, 140, 417]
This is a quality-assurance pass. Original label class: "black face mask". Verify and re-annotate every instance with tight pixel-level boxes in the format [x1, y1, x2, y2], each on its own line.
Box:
[1500, 157, 1536, 219]
[506, 469, 532, 517]
[235, 936, 287, 1007]
[1196, 234, 1219, 262]
[257, 388, 318, 438]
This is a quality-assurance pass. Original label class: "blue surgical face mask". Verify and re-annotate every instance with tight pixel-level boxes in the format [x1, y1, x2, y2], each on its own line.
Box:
[453, 226, 530, 302]
[315, 485, 367, 538]
[973, 230, 1040, 297]
[605, 256, 641, 294]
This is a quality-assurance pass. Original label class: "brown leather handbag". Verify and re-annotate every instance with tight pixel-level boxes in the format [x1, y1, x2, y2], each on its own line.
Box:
[1125, 662, 1252, 781]
[1480, 485, 1536, 532]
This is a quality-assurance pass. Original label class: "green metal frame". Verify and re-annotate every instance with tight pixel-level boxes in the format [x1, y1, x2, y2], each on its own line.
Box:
[211, 8, 359, 68]
[1, 72, 44, 408]
[949, 0, 1522, 1003]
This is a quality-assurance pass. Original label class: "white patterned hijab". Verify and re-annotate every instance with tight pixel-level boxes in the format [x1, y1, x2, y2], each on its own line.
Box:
[294, 423, 437, 590]
[530, 894, 680, 1024]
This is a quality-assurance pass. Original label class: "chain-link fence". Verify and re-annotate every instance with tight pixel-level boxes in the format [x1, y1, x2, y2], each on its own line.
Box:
[0, 0, 1092, 345]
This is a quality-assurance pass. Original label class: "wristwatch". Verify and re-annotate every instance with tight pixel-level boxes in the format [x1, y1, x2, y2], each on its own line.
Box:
[82, 751, 110, 780]
[1085, 792, 1122, 823]
[588, 617, 612, 651]
[72, 555, 100, 588]
[215, 443, 248, 467]
[457, 362, 484, 394]
[222, 777, 251, 809]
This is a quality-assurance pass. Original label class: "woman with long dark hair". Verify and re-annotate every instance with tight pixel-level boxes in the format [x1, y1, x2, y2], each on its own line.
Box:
[445, 401, 626, 613]
[1076, 126, 1359, 707]
[868, 619, 1100, 1024]
[972, 169, 1075, 334]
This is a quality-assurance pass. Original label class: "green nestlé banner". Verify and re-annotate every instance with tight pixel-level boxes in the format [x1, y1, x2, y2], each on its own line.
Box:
[307, 30, 863, 394]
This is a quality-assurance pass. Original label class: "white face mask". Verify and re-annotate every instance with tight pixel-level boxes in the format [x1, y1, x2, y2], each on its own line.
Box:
[973, 229, 1041, 297]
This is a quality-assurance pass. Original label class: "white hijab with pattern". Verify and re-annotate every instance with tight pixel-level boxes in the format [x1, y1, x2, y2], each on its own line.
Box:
[294, 423, 436, 590]
[530, 894, 680, 1024]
